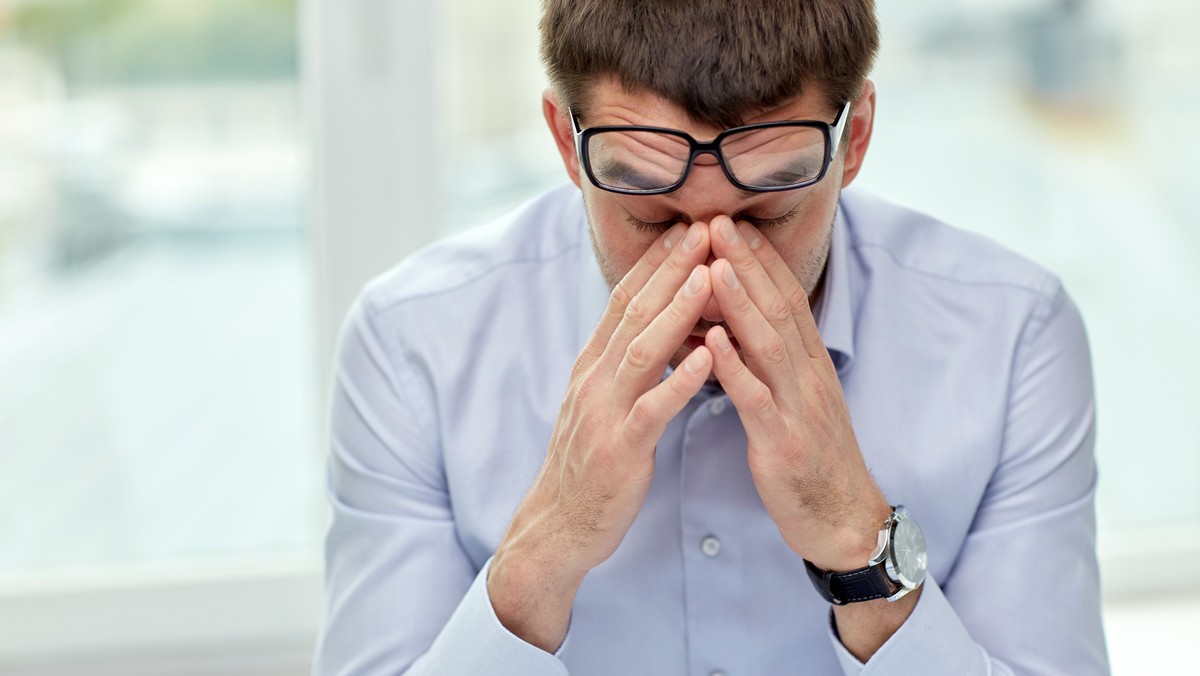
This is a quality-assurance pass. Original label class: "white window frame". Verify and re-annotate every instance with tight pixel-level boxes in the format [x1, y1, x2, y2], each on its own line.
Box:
[0, 0, 442, 671]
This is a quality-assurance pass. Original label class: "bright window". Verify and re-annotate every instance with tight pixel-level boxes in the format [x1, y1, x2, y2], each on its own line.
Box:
[0, 0, 320, 587]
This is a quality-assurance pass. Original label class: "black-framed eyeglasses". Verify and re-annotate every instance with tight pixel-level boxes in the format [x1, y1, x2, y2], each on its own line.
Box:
[571, 101, 851, 195]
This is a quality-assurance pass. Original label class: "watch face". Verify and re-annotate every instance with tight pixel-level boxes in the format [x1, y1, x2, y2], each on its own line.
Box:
[890, 516, 928, 588]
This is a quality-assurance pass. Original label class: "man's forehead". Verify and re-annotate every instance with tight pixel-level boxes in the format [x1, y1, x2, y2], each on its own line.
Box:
[579, 75, 831, 132]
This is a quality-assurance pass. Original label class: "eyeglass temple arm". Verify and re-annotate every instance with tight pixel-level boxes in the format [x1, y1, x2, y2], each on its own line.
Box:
[568, 107, 586, 166]
[830, 101, 853, 157]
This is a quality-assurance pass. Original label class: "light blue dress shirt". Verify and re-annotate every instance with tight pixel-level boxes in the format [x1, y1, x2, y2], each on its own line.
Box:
[314, 184, 1108, 675]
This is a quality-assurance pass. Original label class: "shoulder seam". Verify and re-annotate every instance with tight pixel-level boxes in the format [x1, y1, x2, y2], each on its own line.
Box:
[367, 242, 585, 316]
[850, 241, 1056, 300]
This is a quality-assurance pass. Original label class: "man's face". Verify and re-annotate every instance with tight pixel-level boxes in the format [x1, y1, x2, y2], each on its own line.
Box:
[566, 79, 854, 369]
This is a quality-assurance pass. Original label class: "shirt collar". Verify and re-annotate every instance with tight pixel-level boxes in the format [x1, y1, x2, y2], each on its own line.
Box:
[578, 207, 611, 355]
[576, 200, 857, 372]
[818, 204, 855, 372]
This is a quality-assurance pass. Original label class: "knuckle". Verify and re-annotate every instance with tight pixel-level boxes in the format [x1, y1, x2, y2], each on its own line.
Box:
[570, 357, 590, 381]
[627, 396, 659, 433]
[788, 285, 811, 314]
[624, 292, 654, 326]
[748, 380, 774, 411]
[624, 337, 655, 372]
[575, 335, 610, 370]
[762, 334, 789, 366]
[575, 370, 603, 400]
[766, 296, 791, 325]
[610, 281, 634, 311]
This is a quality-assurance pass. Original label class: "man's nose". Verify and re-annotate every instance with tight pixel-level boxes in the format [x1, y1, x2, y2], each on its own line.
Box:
[671, 165, 747, 225]
[673, 167, 742, 326]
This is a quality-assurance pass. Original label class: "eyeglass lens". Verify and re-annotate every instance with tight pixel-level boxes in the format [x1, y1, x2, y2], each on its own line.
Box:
[586, 125, 828, 192]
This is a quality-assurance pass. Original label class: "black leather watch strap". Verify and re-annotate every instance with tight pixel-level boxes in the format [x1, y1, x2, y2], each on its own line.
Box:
[804, 559, 894, 605]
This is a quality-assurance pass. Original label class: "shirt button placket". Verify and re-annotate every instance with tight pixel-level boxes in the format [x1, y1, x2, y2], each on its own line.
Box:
[684, 393, 738, 676]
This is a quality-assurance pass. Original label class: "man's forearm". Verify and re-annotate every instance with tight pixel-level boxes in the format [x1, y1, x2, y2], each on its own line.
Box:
[487, 532, 585, 654]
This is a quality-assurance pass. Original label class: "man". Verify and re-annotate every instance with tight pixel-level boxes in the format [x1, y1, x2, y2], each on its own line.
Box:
[315, 1, 1108, 674]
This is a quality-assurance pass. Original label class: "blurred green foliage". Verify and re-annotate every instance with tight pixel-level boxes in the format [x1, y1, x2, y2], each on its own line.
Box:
[7, 0, 296, 87]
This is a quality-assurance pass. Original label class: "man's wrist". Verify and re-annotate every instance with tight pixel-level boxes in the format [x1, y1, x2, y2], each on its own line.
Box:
[807, 505, 927, 609]
[805, 500, 893, 572]
[488, 532, 587, 654]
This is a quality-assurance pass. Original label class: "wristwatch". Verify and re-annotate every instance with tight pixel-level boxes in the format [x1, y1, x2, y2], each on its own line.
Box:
[804, 506, 927, 605]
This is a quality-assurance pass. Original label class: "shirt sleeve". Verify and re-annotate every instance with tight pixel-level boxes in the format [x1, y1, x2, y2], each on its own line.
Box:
[312, 296, 569, 676]
[826, 280, 1109, 675]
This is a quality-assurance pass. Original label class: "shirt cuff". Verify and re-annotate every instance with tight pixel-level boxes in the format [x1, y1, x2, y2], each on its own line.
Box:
[415, 556, 570, 675]
[825, 576, 988, 676]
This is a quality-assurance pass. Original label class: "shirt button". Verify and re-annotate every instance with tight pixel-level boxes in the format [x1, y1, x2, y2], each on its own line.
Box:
[710, 671, 727, 676]
[708, 398, 727, 416]
[700, 535, 721, 557]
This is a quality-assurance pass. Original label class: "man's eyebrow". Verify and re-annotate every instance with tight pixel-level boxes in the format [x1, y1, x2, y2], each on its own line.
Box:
[604, 160, 662, 190]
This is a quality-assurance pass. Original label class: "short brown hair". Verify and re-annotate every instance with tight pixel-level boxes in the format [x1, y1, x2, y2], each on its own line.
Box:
[540, 0, 879, 128]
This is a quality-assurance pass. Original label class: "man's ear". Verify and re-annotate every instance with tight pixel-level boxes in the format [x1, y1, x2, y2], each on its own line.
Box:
[840, 78, 875, 188]
[543, 88, 583, 188]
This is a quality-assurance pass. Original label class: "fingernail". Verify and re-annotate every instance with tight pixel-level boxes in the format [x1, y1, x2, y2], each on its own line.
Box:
[685, 266, 704, 296]
[681, 223, 703, 252]
[719, 217, 739, 244]
[743, 223, 762, 250]
[684, 348, 707, 373]
[713, 327, 732, 353]
[662, 224, 682, 250]
[721, 261, 739, 290]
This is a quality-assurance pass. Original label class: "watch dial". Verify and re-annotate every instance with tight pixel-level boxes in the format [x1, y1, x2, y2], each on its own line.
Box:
[892, 517, 928, 588]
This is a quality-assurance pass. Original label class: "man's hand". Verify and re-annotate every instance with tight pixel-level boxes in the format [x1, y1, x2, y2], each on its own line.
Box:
[488, 221, 715, 653]
[705, 214, 914, 661]
[705, 215, 889, 568]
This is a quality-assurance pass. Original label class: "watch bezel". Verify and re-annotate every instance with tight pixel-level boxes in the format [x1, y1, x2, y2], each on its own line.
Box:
[869, 506, 927, 601]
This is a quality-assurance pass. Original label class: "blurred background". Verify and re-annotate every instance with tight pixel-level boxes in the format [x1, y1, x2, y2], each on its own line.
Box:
[0, 0, 1196, 673]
